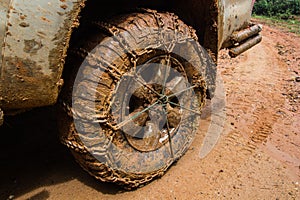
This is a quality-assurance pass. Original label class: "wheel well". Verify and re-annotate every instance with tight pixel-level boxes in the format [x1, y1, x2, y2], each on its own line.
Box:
[74, 0, 218, 61]
[60, 0, 218, 102]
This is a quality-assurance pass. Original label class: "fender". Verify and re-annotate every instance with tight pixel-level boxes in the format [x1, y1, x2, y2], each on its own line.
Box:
[0, 0, 86, 111]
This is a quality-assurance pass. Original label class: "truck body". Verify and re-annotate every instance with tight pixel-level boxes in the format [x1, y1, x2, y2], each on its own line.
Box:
[0, 0, 261, 114]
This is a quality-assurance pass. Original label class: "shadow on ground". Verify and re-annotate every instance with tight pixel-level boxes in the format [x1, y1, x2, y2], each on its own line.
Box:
[0, 105, 126, 200]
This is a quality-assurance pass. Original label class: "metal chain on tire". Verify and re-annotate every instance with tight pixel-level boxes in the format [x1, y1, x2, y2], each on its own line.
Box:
[58, 9, 207, 190]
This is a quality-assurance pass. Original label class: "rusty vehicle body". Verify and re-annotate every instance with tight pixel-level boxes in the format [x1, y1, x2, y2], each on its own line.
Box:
[0, 0, 262, 189]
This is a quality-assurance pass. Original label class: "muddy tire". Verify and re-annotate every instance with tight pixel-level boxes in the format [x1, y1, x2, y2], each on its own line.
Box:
[58, 9, 215, 189]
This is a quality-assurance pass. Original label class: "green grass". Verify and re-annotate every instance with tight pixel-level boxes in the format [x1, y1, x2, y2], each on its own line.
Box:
[253, 15, 300, 35]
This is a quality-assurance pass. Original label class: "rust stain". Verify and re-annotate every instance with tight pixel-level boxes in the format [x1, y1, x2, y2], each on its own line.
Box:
[19, 22, 30, 27]
[20, 14, 27, 20]
[60, 4, 68, 10]
[41, 16, 51, 23]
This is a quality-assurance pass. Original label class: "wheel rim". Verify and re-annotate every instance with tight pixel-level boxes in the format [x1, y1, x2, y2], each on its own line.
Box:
[112, 54, 201, 153]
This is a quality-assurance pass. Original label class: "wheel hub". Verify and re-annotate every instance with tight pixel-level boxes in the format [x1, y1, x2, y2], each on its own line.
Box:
[125, 83, 181, 152]
[111, 55, 201, 153]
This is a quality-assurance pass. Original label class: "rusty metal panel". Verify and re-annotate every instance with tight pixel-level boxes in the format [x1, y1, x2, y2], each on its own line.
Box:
[0, 0, 86, 110]
[218, 0, 253, 49]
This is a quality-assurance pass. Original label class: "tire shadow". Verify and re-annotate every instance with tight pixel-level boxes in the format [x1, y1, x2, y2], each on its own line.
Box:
[0, 105, 125, 200]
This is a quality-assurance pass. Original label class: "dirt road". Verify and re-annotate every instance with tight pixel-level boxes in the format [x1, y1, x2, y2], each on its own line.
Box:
[0, 20, 299, 200]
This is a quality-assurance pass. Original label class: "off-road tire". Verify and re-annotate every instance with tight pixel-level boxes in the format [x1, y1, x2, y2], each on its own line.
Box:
[58, 9, 215, 190]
